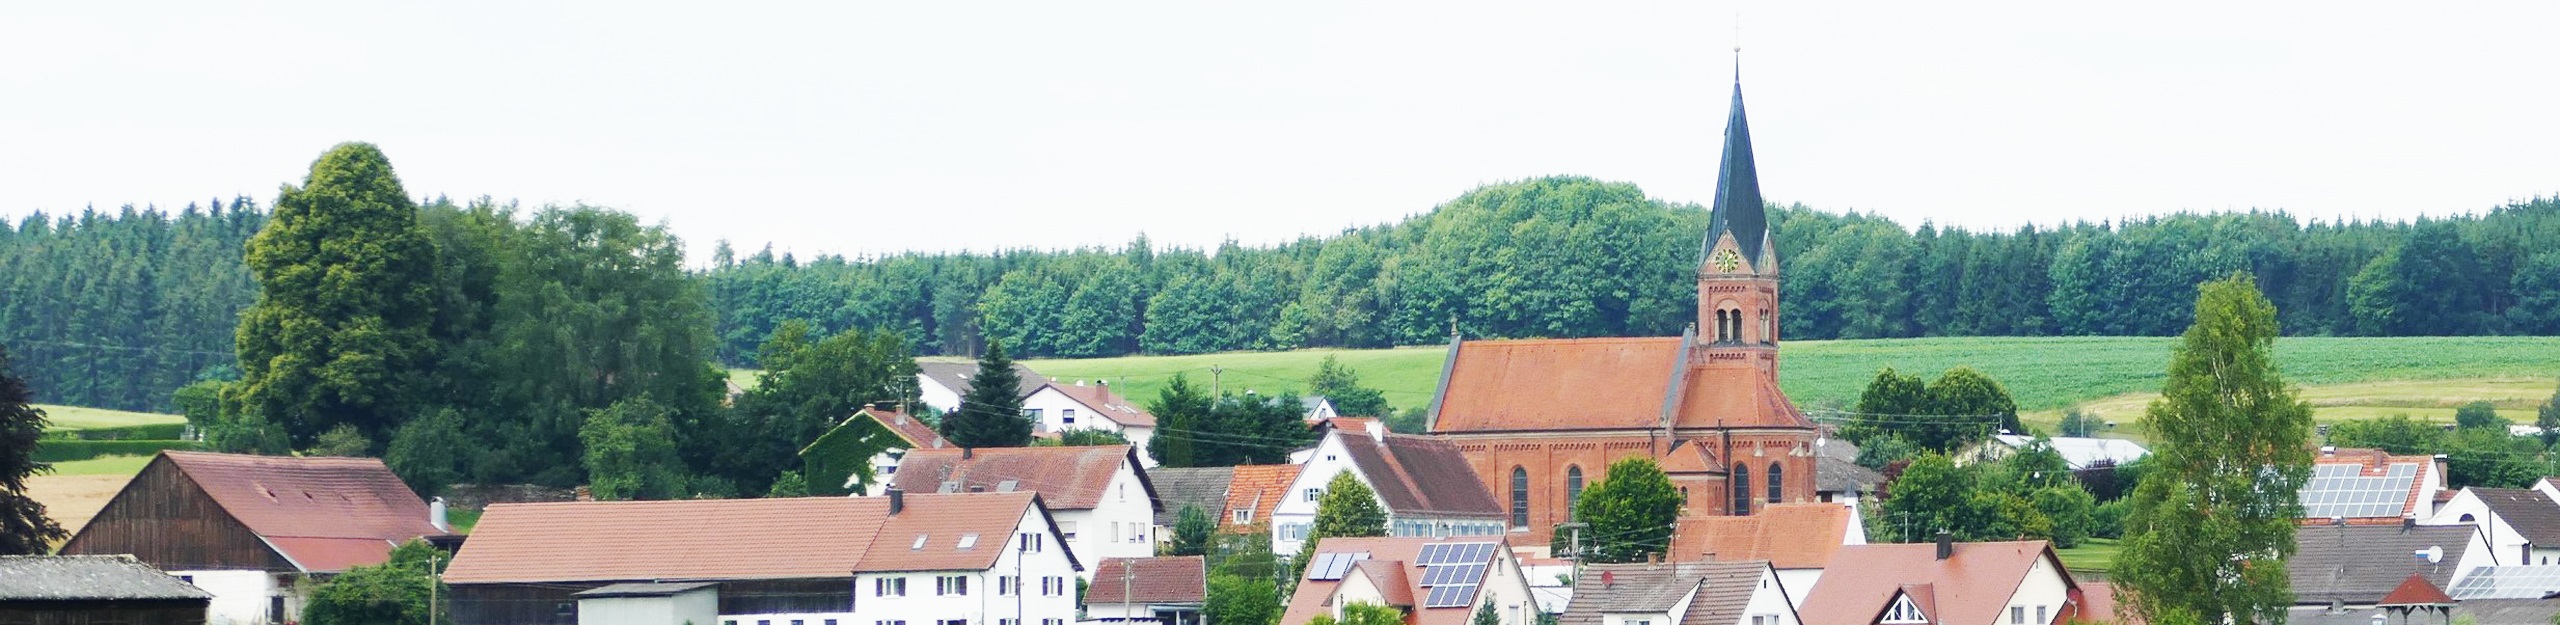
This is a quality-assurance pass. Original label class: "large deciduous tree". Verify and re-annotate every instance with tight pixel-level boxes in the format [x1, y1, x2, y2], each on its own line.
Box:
[232, 142, 440, 447]
[1292, 472, 1388, 581]
[2112, 274, 2312, 624]
[721, 321, 920, 493]
[1573, 457, 1683, 564]
[301, 540, 444, 625]
[579, 398, 690, 500]
[0, 346, 67, 554]
[940, 340, 1031, 448]
[1306, 355, 1391, 418]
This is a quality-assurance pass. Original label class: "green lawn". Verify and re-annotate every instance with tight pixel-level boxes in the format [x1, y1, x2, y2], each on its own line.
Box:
[36, 404, 185, 431]
[47, 454, 155, 476]
[2055, 537, 2121, 575]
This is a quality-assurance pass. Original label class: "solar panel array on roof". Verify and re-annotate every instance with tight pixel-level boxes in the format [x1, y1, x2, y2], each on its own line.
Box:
[2448, 566, 2560, 600]
[1307, 552, 1367, 581]
[1415, 542, 1499, 608]
[2301, 463, 2417, 519]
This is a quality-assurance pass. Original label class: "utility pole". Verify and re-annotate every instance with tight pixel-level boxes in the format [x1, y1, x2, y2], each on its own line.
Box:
[428, 551, 439, 625]
[1121, 559, 1135, 622]
[1210, 365, 1224, 397]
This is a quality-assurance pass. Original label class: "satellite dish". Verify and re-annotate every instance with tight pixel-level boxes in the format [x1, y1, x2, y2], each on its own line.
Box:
[2418, 545, 2444, 564]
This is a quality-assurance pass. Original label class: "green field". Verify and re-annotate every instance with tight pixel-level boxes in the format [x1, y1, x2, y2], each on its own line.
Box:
[2055, 538, 2121, 575]
[35, 404, 185, 431]
[47, 454, 154, 476]
[1024, 336, 2560, 420]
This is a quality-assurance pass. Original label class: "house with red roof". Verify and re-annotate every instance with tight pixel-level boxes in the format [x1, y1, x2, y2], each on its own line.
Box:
[1222, 464, 1304, 533]
[1022, 380, 1158, 465]
[60, 451, 451, 625]
[1085, 556, 1207, 624]
[890, 445, 1160, 573]
[443, 491, 1080, 625]
[1271, 426, 1506, 556]
[1795, 538, 2086, 625]
[1283, 536, 1540, 625]
[1672, 503, 1865, 610]
[804, 403, 952, 495]
[1558, 560, 1800, 625]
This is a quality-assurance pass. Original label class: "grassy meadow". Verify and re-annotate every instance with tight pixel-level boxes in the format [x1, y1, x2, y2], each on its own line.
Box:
[35, 404, 186, 431]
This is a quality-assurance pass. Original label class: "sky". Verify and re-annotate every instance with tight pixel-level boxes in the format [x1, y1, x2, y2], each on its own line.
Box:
[3, 1, 2555, 263]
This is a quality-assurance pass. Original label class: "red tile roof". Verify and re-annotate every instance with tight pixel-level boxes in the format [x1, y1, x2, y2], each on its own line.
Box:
[854, 405, 949, 449]
[1672, 503, 1854, 569]
[444, 492, 1050, 584]
[1086, 557, 1207, 605]
[1223, 465, 1302, 531]
[1338, 432, 1504, 517]
[1282, 536, 1517, 625]
[2377, 573, 2454, 606]
[158, 451, 444, 572]
[889, 445, 1145, 510]
[1042, 383, 1157, 427]
[1797, 541, 2073, 625]
[1431, 338, 1811, 433]
[1560, 561, 1773, 625]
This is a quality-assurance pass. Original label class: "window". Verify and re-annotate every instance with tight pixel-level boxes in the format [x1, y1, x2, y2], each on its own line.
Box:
[958, 533, 979, 550]
[1732, 464, 1752, 516]
[875, 577, 907, 596]
[1881, 594, 1927, 623]
[1305, 487, 1322, 502]
[1000, 620, 1017, 625]
[1044, 620, 1065, 625]
[272, 597, 288, 623]
[1061, 521, 1077, 540]
[1063, 409, 1076, 425]
[2011, 606, 2026, 624]
[2037, 606, 2049, 624]
[827, 621, 838, 625]
[937, 575, 969, 596]
[793, 620, 805, 625]
[1000, 575, 1019, 595]
[1112, 521, 1122, 543]
[1019, 532, 1042, 552]
[938, 621, 968, 625]
[1767, 461, 1783, 504]
[1024, 408, 1043, 420]
[1628, 620, 1651, 625]
[1510, 467, 1530, 528]
[757, 620, 769, 625]
[878, 622, 907, 625]
[1234, 508, 1253, 524]
[1043, 575, 1068, 596]
[1564, 465, 1585, 519]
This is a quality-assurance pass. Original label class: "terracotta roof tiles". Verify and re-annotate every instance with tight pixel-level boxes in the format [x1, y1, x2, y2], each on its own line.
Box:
[1431, 338, 1812, 433]
[1671, 503, 1854, 569]
[444, 492, 1048, 584]
[2377, 573, 2454, 607]
[1043, 383, 1156, 427]
[160, 451, 445, 545]
[1281, 536, 1516, 625]
[889, 445, 1144, 510]
[854, 406, 949, 450]
[1086, 557, 1207, 605]
[1223, 465, 1301, 531]
[1797, 541, 2069, 625]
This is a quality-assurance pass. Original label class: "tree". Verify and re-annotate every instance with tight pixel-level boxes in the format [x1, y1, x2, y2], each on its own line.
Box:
[1474, 599, 1503, 625]
[1573, 457, 1683, 564]
[384, 408, 471, 497]
[1145, 374, 1211, 467]
[1169, 504, 1215, 557]
[2112, 274, 2313, 624]
[233, 142, 440, 446]
[2033, 484, 2098, 548]
[940, 340, 1031, 448]
[1879, 453, 1987, 543]
[1037, 429, 1131, 447]
[1311, 603, 1405, 625]
[2542, 380, 2560, 448]
[1845, 367, 1927, 444]
[0, 345, 67, 554]
[579, 398, 690, 500]
[2058, 407, 2101, 438]
[1307, 356, 1391, 418]
[2443, 427, 2539, 489]
[306, 424, 372, 457]
[1293, 472, 1388, 581]
[719, 322, 921, 493]
[301, 539, 443, 625]
[1927, 366, 2021, 443]
[2325, 415, 2445, 455]
[2456, 401, 2508, 430]
[1204, 574, 1280, 625]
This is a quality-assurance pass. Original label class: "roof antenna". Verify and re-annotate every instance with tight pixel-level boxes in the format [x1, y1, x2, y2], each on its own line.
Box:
[1733, 7, 1743, 84]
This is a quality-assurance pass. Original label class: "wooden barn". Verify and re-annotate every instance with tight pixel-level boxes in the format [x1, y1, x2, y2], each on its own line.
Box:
[0, 555, 212, 625]
[57, 451, 451, 625]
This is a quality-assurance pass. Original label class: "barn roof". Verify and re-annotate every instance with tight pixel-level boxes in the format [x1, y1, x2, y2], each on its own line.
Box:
[1085, 557, 1207, 605]
[134, 451, 445, 573]
[0, 555, 211, 601]
[1338, 432, 1504, 518]
[444, 492, 1066, 584]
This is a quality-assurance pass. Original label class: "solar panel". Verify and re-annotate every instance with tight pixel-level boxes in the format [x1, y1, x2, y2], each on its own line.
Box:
[2448, 566, 2560, 600]
[1417, 542, 1497, 565]
[1307, 552, 1367, 581]
[1423, 584, 1479, 608]
[2299, 470, 2414, 519]
[1420, 564, 1486, 586]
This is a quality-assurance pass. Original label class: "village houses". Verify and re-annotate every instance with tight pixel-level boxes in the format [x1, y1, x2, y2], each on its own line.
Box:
[1283, 536, 1541, 625]
[1270, 422, 1507, 555]
[1021, 380, 1159, 465]
[888, 445, 1161, 572]
[1558, 560, 1800, 625]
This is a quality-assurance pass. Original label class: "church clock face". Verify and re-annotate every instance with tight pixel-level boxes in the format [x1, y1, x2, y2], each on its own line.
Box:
[1711, 249, 1744, 273]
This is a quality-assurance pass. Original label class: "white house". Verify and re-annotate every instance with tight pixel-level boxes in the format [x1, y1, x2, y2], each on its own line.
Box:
[1021, 381, 1158, 465]
[916, 360, 1050, 415]
[1797, 539, 2085, 625]
[1270, 426, 1505, 555]
[1672, 503, 1865, 610]
[442, 491, 1082, 625]
[1559, 560, 1800, 625]
[2423, 487, 2560, 566]
[809, 404, 951, 496]
[890, 445, 1161, 576]
[1302, 396, 1339, 422]
[1084, 556, 1206, 625]
[1281, 537, 1542, 625]
[1966, 435, 2151, 470]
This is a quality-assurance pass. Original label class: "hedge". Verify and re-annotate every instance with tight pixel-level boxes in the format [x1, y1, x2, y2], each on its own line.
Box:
[57, 423, 191, 441]
[34, 440, 204, 463]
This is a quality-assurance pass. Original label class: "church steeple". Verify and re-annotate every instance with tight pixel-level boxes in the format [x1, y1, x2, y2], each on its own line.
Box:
[1701, 80, 1768, 266]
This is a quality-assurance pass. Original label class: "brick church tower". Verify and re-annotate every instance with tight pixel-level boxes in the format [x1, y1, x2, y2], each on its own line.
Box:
[1426, 78, 1819, 552]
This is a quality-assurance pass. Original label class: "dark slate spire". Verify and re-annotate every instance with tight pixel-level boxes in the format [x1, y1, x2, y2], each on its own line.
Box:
[1702, 80, 1768, 266]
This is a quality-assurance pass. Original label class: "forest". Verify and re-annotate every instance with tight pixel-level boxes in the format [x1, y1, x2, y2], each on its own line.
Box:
[5, 175, 2559, 415]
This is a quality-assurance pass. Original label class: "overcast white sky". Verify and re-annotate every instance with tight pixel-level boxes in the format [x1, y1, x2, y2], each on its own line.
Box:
[3, 1, 2555, 262]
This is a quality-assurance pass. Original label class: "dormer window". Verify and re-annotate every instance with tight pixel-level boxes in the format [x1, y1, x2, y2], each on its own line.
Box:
[1881, 593, 1928, 624]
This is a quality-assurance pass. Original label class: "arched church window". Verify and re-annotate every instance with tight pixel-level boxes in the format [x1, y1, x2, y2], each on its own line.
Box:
[1712, 310, 1729, 341]
[1510, 467, 1530, 528]
[1564, 466, 1585, 519]
[1731, 464, 1752, 516]
[1767, 462, 1783, 503]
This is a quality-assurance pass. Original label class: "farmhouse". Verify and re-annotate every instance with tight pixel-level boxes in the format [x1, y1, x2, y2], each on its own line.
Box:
[1426, 80, 1819, 549]
[1270, 425, 1505, 555]
[915, 359, 1050, 415]
[1557, 560, 1799, 625]
[0, 555, 212, 625]
[58, 451, 450, 625]
[1795, 538, 2087, 625]
[890, 445, 1161, 570]
[1282, 536, 1540, 625]
[443, 491, 1079, 625]
[1020, 380, 1158, 462]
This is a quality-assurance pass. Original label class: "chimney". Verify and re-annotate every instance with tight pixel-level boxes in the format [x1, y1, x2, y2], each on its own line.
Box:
[429, 497, 450, 533]
[887, 487, 905, 515]
[963, 447, 974, 460]
[1935, 530, 1954, 560]
[2402, 517, 2416, 534]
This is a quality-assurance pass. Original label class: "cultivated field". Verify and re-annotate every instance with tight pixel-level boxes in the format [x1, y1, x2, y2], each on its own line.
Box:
[25, 473, 128, 537]
[35, 404, 185, 431]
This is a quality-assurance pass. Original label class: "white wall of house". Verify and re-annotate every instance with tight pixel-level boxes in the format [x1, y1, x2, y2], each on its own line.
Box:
[1774, 569, 1821, 612]
[847, 506, 1080, 623]
[1736, 567, 1799, 625]
[1603, 613, 1675, 625]
[580, 588, 717, 625]
[1994, 554, 2073, 625]
[1022, 386, 1157, 467]
[1086, 600, 1198, 622]
[1477, 546, 1542, 625]
[918, 375, 964, 414]
[177, 569, 287, 625]
[1272, 433, 1369, 555]
[1052, 460, 1159, 577]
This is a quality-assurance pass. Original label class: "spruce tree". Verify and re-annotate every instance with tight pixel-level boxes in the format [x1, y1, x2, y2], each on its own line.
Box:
[0, 345, 67, 554]
[232, 142, 439, 446]
[940, 340, 1031, 448]
[2112, 274, 2312, 624]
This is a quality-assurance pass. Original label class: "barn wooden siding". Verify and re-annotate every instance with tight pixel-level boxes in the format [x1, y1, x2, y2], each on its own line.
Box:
[0, 600, 210, 625]
[56, 457, 290, 572]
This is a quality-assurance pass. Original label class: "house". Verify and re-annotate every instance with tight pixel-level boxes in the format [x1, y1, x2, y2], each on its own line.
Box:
[1150, 466, 1236, 541]
[1281, 536, 1541, 625]
[1222, 464, 1303, 532]
[805, 404, 950, 496]
[1558, 560, 1800, 625]
[1670, 503, 1865, 609]
[1021, 381, 1158, 463]
[2422, 487, 2560, 565]
[1796, 538, 2086, 625]
[59, 451, 450, 625]
[2288, 523, 2485, 609]
[1425, 79, 1821, 551]
[1291, 419, 1384, 464]
[1085, 556, 1207, 625]
[0, 555, 212, 625]
[1304, 396, 1340, 421]
[1963, 435, 2150, 471]
[1271, 426, 1506, 555]
[443, 491, 1081, 625]
[1814, 440, 1885, 508]
[916, 359, 1050, 415]
[890, 445, 1160, 570]
[2300, 447, 2447, 525]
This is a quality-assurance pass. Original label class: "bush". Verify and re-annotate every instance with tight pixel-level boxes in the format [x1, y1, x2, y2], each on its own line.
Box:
[33, 440, 204, 463]
[2091, 499, 2128, 539]
[59, 423, 189, 441]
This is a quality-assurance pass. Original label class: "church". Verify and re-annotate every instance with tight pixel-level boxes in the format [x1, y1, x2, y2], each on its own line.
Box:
[1424, 79, 1819, 551]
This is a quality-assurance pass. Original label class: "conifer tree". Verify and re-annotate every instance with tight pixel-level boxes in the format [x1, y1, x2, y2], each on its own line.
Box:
[1169, 505, 1215, 557]
[0, 345, 67, 554]
[940, 340, 1031, 448]
[2112, 274, 2312, 624]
